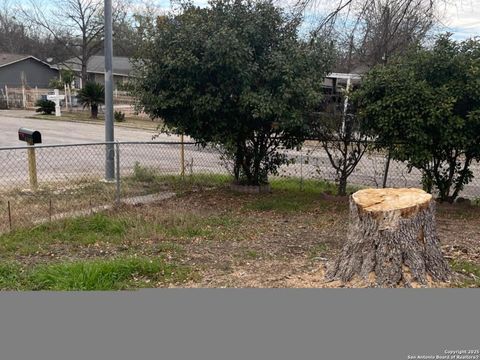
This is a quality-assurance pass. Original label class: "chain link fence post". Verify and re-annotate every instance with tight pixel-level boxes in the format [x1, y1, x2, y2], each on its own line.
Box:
[115, 141, 121, 206]
[180, 134, 185, 178]
[382, 149, 391, 188]
[300, 154, 304, 191]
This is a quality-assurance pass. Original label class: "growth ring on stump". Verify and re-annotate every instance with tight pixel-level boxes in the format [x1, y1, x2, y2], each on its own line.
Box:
[326, 188, 451, 287]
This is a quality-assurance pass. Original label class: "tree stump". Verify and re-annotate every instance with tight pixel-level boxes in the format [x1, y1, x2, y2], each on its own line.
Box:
[326, 188, 451, 287]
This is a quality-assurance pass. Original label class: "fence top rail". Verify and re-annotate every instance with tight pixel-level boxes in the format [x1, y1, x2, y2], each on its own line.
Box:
[0, 140, 198, 151]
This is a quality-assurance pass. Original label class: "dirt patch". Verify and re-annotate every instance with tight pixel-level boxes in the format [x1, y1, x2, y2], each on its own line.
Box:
[168, 190, 479, 288]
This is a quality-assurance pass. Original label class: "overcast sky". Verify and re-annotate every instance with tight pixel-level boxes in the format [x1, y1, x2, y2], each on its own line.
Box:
[441, 0, 480, 39]
[30, 0, 479, 40]
[134, 0, 479, 40]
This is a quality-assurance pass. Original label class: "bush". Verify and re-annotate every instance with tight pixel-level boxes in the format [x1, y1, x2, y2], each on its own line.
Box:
[356, 35, 480, 202]
[114, 110, 126, 122]
[133, 0, 333, 185]
[35, 99, 56, 115]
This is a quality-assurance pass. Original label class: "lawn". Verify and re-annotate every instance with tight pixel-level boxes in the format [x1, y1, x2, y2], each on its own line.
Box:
[32, 110, 159, 130]
[0, 178, 479, 289]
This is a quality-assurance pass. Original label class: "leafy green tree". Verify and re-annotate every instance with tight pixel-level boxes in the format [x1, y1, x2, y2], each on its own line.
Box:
[78, 82, 105, 119]
[355, 35, 480, 202]
[49, 69, 75, 89]
[133, 0, 333, 185]
[60, 69, 75, 87]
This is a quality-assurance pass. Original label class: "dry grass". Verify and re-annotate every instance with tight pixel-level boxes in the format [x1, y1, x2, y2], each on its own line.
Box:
[1, 180, 479, 289]
[0, 173, 231, 233]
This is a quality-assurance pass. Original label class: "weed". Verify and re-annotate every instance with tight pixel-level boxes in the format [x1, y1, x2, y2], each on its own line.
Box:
[308, 243, 330, 259]
[450, 260, 480, 287]
[132, 162, 159, 183]
[244, 249, 260, 259]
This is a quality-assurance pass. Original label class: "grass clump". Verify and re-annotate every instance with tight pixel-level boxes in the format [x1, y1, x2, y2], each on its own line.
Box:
[0, 263, 23, 290]
[27, 257, 190, 290]
[127, 163, 232, 193]
[0, 257, 193, 291]
[450, 260, 480, 287]
[308, 243, 330, 259]
[0, 213, 130, 255]
[242, 249, 260, 260]
[132, 162, 159, 183]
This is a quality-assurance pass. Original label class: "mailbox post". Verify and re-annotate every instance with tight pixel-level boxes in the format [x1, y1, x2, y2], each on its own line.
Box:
[18, 128, 42, 191]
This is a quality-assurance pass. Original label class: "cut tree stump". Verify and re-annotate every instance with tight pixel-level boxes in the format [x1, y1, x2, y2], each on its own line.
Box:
[326, 188, 451, 287]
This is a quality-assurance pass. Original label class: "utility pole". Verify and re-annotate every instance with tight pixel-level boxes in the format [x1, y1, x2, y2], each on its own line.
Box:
[104, 0, 115, 180]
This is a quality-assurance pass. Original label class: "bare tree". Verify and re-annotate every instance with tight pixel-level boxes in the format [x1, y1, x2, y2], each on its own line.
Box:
[354, 0, 434, 66]
[19, 0, 128, 85]
[0, 0, 28, 53]
[300, 0, 437, 195]
[300, 0, 437, 69]
[312, 83, 368, 196]
[0, 0, 69, 61]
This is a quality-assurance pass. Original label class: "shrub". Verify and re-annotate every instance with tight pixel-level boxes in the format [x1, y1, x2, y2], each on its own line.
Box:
[35, 99, 56, 115]
[356, 35, 480, 202]
[114, 110, 126, 122]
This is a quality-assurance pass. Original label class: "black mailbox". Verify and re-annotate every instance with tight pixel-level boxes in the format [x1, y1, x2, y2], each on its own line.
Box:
[18, 128, 42, 144]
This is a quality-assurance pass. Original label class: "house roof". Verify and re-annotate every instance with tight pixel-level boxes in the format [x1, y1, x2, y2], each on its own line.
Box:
[61, 56, 132, 77]
[0, 53, 55, 69]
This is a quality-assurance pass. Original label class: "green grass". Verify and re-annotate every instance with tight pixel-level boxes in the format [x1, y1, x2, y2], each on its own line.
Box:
[245, 178, 338, 213]
[33, 111, 158, 130]
[0, 213, 130, 255]
[308, 243, 330, 259]
[28, 257, 190, 290]
[450, 260, 480, 287]
[0, 263, 24, 290]
[243, 249, 260, 259]
[0, 257, 193, 291]
[125, 165, 232, 194]
[0, 208, 239, 257]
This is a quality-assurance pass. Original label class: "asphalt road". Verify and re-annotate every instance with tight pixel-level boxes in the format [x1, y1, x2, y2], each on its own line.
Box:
[1, 110, 480, 199]
[0, 110, 183, 146]
[0, 110, 221, 188]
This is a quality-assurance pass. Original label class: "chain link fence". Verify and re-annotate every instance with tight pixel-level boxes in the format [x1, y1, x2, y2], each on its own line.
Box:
[1, 140, 480, 233]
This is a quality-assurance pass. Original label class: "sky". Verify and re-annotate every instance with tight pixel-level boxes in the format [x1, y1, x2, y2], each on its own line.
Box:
[441, 0, 480, 39]
[131, 0, 479, 40]
[19, 0, 480, 40]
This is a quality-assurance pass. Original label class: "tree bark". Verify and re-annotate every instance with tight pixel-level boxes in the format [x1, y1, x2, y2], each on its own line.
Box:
[326, 188, 451, 287]
[91, 104, 98, 119]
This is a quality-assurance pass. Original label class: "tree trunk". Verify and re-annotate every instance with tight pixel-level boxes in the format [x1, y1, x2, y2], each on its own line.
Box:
[326, 188, 451, 287]
[91, 104, 98, 119]
[338, 174, 347, 196]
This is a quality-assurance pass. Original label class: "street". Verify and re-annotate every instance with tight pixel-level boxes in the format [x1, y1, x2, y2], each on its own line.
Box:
[0, 110, 183, 146]
[1, 110, 480, 199]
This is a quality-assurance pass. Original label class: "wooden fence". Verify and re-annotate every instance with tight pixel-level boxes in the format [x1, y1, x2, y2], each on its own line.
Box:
[0, 86, 136, 110]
